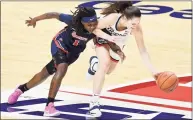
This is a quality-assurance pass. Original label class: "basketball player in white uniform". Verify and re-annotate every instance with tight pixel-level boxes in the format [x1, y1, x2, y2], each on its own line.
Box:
[86, 2, 161, 117]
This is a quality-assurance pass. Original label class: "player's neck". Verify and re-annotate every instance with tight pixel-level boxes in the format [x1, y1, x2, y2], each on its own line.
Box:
[117, 18, 127, 31]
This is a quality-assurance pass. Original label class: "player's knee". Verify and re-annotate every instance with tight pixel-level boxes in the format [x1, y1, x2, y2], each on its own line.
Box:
[45, 60, 56, 75]
[99, 59, 111, 72]
[54, 63, 68, 80]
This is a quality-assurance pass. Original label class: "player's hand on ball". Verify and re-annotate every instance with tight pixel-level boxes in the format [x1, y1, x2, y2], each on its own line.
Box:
[153, 72, 162, 83]
[25, 17, 37, 28]
[155, 71, 179, 93]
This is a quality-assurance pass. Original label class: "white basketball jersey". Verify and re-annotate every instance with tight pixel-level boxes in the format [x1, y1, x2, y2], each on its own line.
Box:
[103, 14, 131, 50]
[101, 14, 132, 61]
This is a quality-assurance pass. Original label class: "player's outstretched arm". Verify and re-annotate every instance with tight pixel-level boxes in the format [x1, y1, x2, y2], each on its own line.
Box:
[133, 24, 159, 79]
[25, 12, 72, 28]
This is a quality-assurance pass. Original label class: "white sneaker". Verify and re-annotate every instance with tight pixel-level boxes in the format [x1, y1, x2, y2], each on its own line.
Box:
[86, 56, 98, 80]
[88, 101, 102, 118]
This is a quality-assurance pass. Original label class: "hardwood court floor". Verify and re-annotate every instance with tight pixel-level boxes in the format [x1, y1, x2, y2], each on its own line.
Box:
[1, 1, 191, 119]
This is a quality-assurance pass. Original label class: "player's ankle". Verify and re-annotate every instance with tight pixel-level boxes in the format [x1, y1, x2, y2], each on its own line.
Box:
[46, 97, 55, 106]
[18, 83, 29, 93]
[91, 94, 100, 102]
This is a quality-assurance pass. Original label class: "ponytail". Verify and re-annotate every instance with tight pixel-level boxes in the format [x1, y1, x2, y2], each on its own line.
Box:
[101, 1, 132, 15]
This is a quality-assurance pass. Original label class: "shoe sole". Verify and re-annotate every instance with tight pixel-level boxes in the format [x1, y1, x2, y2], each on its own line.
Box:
[43, 112, 60, 117]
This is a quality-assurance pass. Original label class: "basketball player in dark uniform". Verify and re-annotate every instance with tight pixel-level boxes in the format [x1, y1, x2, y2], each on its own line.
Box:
[7, 7, 121, 117]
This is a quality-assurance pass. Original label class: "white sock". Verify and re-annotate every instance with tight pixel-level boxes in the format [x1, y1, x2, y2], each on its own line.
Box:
[91, 94, 100, 103]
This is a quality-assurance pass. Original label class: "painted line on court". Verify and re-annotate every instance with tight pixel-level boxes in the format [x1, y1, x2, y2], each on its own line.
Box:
[58, 90, 192, 111]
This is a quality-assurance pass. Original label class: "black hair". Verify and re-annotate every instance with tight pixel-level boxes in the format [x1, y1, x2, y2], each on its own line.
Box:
[70, 7, 96, 33]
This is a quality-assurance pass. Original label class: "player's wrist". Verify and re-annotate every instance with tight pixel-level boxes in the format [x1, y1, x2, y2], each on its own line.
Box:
[33, 17, 39, 22]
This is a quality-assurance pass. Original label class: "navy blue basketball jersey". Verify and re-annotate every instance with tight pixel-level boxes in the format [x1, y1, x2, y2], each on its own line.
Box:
[52, 13, 96, 54]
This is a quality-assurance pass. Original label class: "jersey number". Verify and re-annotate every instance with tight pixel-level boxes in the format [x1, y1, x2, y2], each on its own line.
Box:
[73, 40, 79, 46]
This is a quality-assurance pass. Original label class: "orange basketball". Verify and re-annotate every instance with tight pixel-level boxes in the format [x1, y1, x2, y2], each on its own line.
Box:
[156, 71, 179, 93]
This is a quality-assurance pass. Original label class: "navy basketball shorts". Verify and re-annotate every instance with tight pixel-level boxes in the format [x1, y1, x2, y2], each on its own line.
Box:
[45, 40, 80, 75]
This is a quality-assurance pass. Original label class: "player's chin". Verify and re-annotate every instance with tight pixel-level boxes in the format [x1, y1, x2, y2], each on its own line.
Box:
[89, 29, 95, 33]
[89, 30, 93, 33]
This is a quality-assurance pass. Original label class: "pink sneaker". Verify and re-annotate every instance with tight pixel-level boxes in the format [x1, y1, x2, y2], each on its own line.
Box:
[43, 102, 60, 117]
[8, 89, 23, 104]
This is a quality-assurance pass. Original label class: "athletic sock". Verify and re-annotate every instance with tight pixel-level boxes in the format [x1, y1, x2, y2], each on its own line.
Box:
[46, 97, 55, 106]
[18, 83, 29, 93]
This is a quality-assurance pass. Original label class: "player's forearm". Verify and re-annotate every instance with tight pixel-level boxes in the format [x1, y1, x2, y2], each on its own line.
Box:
[34, 12, 60, 21]
[133, 25, 157, 74]
[140, 51, 157, 75]
[108, 42, 122, 53]
[93, 29, 113, 42]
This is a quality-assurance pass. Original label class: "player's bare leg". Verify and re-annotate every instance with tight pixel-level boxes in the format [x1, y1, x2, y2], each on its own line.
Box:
[8, 66, 50, 104]
[44, 63, 68, 117]
[106, 60, 119, 75]
[88, 46, 111, 117]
